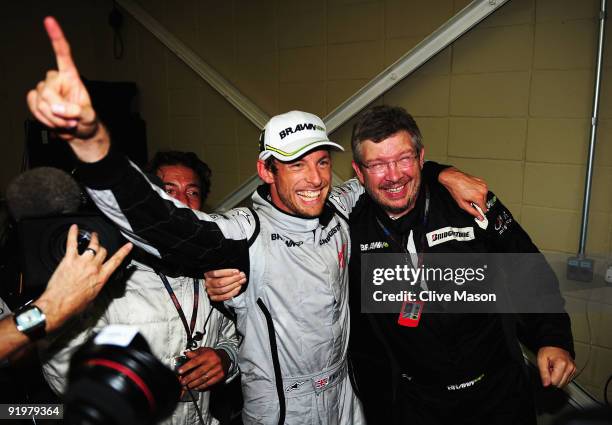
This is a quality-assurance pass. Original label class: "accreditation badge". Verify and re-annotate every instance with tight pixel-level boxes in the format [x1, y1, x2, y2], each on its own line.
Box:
[397, 299, 424, 327]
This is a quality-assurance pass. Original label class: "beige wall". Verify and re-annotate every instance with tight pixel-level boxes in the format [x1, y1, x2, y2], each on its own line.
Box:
[332, 0, 611, 259]
[5, 1, 609, 254]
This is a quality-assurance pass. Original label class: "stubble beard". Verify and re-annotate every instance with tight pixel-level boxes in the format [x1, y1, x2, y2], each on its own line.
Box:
[368, 177, 421, 217]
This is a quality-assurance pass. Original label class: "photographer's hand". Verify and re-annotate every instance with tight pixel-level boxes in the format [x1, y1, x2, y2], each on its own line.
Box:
[0, 224, 132, 361]
[37, 224, 133, 332]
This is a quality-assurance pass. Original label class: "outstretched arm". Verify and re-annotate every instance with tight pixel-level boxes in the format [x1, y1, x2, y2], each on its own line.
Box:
[26, 17, 254, 275]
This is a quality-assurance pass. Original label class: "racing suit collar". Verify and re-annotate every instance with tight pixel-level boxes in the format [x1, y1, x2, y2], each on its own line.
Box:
[254, 185, 323, 233]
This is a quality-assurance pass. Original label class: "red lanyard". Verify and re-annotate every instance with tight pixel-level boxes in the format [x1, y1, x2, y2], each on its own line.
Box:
[375, 187, 430, 327]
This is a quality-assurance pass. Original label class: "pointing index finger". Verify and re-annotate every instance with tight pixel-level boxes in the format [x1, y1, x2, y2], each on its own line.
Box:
[43, 16, 77, 75]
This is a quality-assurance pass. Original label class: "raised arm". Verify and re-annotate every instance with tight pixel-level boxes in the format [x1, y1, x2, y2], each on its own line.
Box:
[27, 17, 109, 163]
[26, 17, 254, 275]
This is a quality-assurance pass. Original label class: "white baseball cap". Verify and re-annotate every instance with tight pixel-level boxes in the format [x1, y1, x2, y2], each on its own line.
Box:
[258, 111, 344, 161]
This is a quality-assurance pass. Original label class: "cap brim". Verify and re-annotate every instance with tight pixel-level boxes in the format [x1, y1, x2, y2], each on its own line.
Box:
[259, 139, 345, 162]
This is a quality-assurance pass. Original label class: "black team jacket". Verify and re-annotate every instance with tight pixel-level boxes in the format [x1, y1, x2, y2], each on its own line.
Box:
[345, 175, 574, 423]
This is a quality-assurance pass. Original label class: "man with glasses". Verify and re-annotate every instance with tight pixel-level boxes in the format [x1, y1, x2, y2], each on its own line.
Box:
[344, 106, 575, 424]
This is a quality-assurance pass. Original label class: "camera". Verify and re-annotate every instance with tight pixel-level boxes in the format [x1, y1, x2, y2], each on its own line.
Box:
[64, 325, 181, 425]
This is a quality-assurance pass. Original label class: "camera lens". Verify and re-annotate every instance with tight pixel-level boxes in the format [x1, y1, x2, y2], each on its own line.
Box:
[64, 327, 180, 425]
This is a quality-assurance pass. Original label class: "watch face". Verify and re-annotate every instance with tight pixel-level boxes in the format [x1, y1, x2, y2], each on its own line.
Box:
[16, 307, 45, 331]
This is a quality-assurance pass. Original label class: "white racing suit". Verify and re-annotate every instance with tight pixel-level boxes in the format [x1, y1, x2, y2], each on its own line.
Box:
[75, 152, 366, 425]
[40, 260, 240, 425]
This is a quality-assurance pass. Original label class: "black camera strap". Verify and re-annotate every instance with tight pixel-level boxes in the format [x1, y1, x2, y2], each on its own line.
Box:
[157, 272, 203, 349]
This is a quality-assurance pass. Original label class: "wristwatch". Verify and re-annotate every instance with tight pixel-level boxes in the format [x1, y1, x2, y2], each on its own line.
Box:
[13, 303, 47, 341]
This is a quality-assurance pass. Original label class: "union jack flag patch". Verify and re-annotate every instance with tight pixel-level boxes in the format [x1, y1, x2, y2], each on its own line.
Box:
[314, 377, 329, 389]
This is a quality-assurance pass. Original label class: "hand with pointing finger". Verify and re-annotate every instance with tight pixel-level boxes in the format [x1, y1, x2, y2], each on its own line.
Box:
[26, 17, 110, 163]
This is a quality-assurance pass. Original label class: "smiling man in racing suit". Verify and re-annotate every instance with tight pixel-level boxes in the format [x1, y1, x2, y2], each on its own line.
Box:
[26, 18, 483, 424]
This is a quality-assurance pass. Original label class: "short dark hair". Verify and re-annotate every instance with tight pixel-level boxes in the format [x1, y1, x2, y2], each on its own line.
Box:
[145, 151, 212, 202]
[351, 105, 423, 163]
[263, 156, 278, 174]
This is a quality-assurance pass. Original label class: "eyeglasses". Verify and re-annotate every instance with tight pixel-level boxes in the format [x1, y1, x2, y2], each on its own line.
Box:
[360, 154, 419, 174]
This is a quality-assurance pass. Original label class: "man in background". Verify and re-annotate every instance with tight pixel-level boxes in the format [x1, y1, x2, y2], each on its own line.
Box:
[41, 150, 240, 425]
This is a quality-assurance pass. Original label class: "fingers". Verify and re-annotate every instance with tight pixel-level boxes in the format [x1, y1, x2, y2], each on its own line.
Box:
[44, 16, 78, 75]
[537, 354, 552, 387]
[549, 357, 575, 388]
[204, 269, 240, 279]
[179, 350, 224, 390]
[559, 363, 576, 388]
[40, 71, 82, 118]
[188, 368, 224, 391]
[205, 271, 246, 291]
[27, 90, 53, 128]
[463, 201, 484, 221]
[86, 232, 100, 255]
[205, 270, 246, 301]
[65, 224, 79, 257]
[538, 347, 576, 388]
[179, 348, 219, 373]
[99, 242, 133, 283]
[549, 359, 566, 387]
[93, 246, 108, 265]
[473, 186, 488, 215]
[28, 82, 81, 129]
[209, 286, 241, 302]
[178, 349, 217, 378]
[206, 279, 243, 295]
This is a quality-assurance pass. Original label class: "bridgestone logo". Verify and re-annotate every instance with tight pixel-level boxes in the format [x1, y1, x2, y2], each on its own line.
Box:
[426, 226, 475, 247]
[279, 123, 325, 139]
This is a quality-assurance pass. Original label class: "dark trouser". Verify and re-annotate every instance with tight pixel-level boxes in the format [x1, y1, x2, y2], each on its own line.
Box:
[365, 362, 536, 425]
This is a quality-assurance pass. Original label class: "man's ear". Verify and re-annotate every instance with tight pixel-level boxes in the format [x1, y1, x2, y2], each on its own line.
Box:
[418, 147, 426, 168]
[352, 160, 365, 185]
[257, 159, 275, 184]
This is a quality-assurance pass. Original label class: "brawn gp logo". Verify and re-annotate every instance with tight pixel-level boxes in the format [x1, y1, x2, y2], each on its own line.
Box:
[279, 122, 325, 139]
[360, 241, 390, 251]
